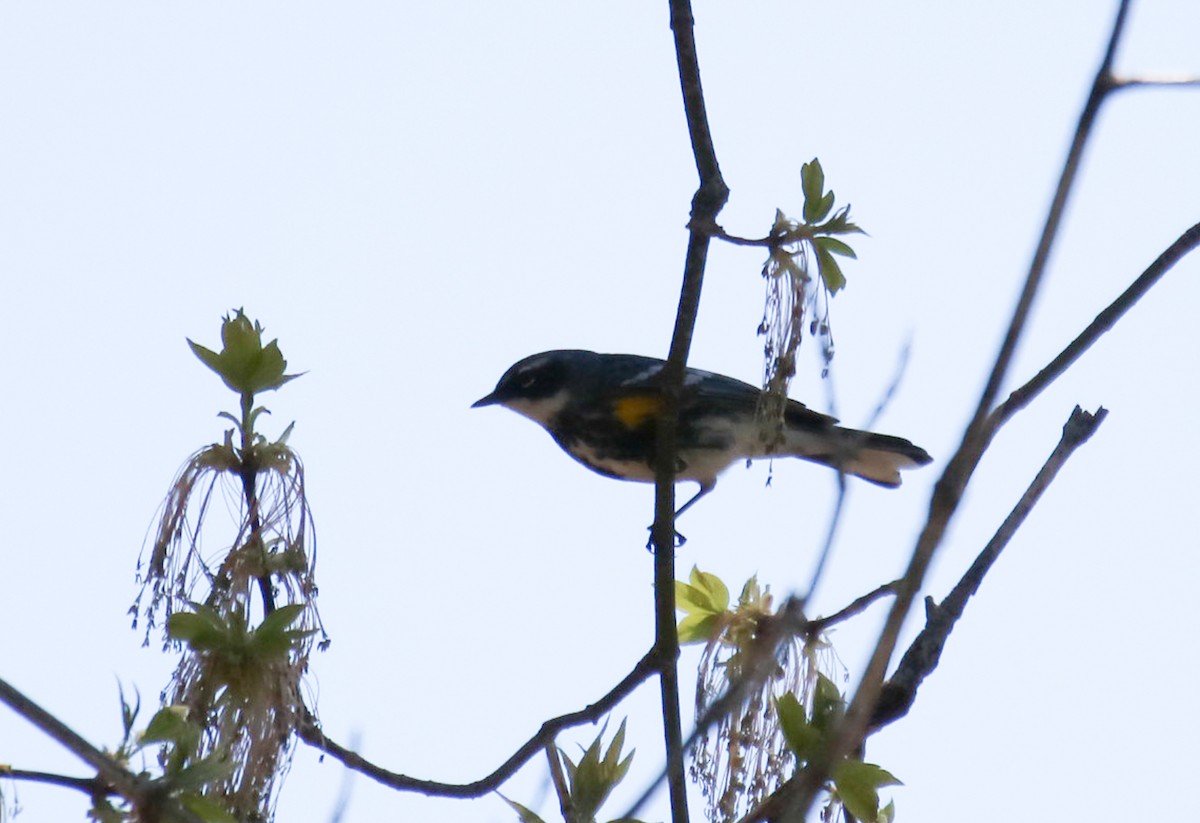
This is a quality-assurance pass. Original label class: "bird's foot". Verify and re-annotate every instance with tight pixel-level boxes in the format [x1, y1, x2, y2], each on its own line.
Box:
[645, 525, 687, 551]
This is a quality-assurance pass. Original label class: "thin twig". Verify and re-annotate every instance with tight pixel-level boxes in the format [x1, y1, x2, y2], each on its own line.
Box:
[870, 406, 1108, 730]
[296, 650, 659, 797]
[861, 340, 913, 434]
[805, 342, 911, 606]
[1111, 75, 1200, 90]
[712, 227, 774, 247]
[801, 474, 847, 604]
[989, 221, 1200, 431]
[0, 768, 110, 796]
[805, 581, 900, 636]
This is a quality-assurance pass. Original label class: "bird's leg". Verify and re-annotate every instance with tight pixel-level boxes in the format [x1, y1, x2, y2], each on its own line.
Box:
[644, 482, 714, 550]
[674, 481, 714, 519]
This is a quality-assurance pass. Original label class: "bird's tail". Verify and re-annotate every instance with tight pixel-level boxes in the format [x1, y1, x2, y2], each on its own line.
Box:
[786, 426, 933, 487]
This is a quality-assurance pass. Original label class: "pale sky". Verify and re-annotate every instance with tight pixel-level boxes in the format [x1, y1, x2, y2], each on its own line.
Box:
[2, 2, 1198, 822]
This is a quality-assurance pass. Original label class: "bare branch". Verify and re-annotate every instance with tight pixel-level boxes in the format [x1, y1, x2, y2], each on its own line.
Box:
[1111, 75, 1200, 90]
[870, 406, 1108, 731]
[712, 227, 774, 247]
[1, 768, 109, 796]
[805, 581, 900, 636]
[762, 2, 1147, 817]
[990, 221, 1200, 431]
[642, 3, 733, 823]
[296, 650, 659, 798]
[668, 0, 725, 193]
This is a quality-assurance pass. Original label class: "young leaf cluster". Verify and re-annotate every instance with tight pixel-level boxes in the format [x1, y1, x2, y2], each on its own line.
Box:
[679, 568, 847, 823]
[676, 566, 731, 645]
[776, 675, 901, 823]
[756, 158, 864, 442]
[188, 309, 301, 398]
[770, 158, 863, 296]
[127, 312, 323, 822]
[167, 604, 314, 701]
[504, 721, 646, 823]
[88, 691, 238, 823]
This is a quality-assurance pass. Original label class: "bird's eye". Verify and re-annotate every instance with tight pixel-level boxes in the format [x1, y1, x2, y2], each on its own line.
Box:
[519, 373, 538, 389]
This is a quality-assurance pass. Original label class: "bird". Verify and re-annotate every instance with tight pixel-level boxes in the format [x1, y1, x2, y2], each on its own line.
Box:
[473, 349, 932, 519]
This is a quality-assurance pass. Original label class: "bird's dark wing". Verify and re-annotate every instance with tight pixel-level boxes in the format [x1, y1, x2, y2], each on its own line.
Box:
[688, 369, 840, 429]
[599, 354, 838, 429]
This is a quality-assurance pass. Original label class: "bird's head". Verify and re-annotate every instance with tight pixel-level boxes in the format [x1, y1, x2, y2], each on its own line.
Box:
[472, 350, 587, 425]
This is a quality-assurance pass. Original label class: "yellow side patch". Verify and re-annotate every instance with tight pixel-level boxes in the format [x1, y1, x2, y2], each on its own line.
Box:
[612, 394, 663, 428]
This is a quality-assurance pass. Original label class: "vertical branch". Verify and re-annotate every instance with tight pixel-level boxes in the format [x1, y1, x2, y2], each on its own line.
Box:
[239, 391, 276, 616]
[651, 3, 731, 822]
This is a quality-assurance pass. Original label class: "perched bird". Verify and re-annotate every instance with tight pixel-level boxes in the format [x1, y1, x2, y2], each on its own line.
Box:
[473, 350, 932, 517]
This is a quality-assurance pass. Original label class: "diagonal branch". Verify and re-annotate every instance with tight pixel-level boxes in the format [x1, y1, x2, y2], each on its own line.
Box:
[736, 407, 1107, 823]
[296, 650, 659, 798]
[804, 580, 900, 636]
[989, 221, 1200, 431]
[763, 2, 1156, 817]
[869, 405, 1108, 730]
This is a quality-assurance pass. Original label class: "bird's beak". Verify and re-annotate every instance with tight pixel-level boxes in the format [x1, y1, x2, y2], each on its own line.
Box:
[471, 392, 500, 408]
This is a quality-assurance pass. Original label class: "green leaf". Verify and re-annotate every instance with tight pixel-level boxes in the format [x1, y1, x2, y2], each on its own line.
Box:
[562, 719, 634, 822]
[815, 247, 847, 294]
[822, 206, 865, 236]
[834, 760, 902, 823]
[811, 191, 835, 224]
[677, 611, 720, 645]
[691, 567, 729, 609]
[810, 673, 845, 734]
[140, 706, 194, 746]
[676, 567, 729, 616]
[738, 576, 765, 608]
[166, 607, 229, 651]
[180, 792, 241, 823]
[674, 582, 710, 615]
[255, 603, 306, 637]
[815, 236, 857, 259]
[188, 341, 225, 378]
[171, 754, 235, 790]
[500, 796, 548, 823]
[776, 693, 824, 763]
[801, 159, 826, 223]
[118, 683, 140, 742]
